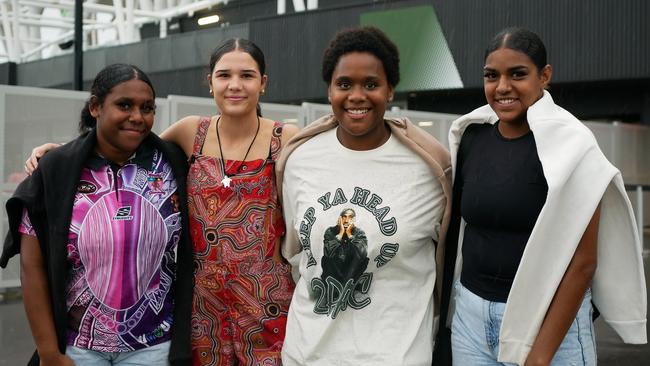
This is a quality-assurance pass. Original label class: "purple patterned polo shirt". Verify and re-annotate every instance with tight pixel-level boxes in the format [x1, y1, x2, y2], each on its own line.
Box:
[20, 145, 181, 352]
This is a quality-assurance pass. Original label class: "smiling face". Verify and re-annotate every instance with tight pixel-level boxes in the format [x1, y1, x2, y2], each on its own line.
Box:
[208, 50, 267, 118]
[90, 78, 155, 164]
[328, 52, 394, 150]
[483, 47, 552, 127]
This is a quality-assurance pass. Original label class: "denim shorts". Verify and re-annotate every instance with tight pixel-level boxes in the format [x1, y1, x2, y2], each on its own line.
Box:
[66, 340, 170, 366]
[451, 281, 596, 366]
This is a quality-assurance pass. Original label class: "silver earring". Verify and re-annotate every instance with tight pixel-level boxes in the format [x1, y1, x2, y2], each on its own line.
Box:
[209, 89, 213, 95]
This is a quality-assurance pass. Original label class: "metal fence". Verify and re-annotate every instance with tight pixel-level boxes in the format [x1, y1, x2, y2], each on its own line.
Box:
[1, 85, 648, 289]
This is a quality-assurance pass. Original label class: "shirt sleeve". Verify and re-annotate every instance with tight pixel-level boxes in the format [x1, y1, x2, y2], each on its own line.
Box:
[281, 171, 299, 260]
[18, 208, 36, 236]
[280, 155, 305, 271]
[1, 169, 44, 268]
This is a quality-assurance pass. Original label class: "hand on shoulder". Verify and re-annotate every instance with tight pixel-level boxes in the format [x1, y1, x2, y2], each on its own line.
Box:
[25, 143, 63, 175]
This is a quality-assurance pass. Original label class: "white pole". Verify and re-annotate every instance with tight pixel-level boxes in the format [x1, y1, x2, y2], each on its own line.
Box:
[139, 0, 154, 11]
[159, 18, 167, 38]
[126, 0, 135, 42]
[292, 0, 305, 12]
[24, 5, 40, 53]
[0, 2, 16, 61]
[153, 0, 165, 11]
[114, 0, 128, 43]
[11, 0, 22, 55]
[277, 0, 285, 14]
[306, 0, 317, 10]
[0, 28, 8, 62]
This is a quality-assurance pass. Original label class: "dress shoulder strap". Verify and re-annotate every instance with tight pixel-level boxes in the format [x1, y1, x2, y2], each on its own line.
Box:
[268, 121, 284, 162]
[192, 116, 212, 156]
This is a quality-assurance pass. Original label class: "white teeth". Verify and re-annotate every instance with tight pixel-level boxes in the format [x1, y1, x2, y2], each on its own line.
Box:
[498, 99, 515, 104]
[348, 109, 369, 114]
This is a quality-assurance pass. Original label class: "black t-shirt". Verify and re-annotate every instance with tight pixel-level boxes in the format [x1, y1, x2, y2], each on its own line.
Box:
[459, 122, 548, 302]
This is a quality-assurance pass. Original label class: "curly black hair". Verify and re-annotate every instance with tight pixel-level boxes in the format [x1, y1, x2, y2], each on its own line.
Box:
[321, 26, 400, 88]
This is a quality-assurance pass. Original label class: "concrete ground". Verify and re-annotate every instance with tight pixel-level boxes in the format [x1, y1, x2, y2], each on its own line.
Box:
[1, 235, 649, 365]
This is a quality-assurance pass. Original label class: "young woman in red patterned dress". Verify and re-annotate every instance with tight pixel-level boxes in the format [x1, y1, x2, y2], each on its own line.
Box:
[161, 39, 299, 365]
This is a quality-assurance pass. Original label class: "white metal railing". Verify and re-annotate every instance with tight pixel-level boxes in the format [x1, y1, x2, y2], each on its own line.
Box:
[0, 0, 324, 64]
[0, 0, 230, 64]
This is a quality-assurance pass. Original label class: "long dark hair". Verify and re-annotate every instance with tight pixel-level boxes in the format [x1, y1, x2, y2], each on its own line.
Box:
[79, 63, 155, 133]
[208, 38, 266, 117]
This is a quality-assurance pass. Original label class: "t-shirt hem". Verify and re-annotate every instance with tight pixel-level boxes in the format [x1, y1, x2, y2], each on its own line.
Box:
[66, 333, 172, 353]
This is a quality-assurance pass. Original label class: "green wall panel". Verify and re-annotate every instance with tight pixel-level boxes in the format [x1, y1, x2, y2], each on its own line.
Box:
[361, 5, 463, 92]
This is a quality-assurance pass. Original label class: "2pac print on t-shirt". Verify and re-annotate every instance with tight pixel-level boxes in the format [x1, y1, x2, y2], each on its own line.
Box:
[298, 186, 400, 319]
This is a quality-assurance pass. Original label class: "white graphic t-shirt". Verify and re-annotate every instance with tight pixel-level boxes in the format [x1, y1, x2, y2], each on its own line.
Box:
[282, 128, 446, 366]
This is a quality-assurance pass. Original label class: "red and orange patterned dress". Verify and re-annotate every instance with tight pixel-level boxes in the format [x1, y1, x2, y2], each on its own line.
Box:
[188, 117, 294, 365]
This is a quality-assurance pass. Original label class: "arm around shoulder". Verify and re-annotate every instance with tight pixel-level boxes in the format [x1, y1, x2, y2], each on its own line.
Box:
[160, 115, 204, 158]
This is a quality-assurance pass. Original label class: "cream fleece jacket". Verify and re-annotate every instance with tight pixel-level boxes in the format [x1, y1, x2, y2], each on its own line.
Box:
[449, 91, 647, 365]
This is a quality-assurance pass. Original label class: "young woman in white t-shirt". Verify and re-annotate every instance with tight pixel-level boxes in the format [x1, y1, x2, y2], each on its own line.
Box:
[277, 26, 452, 366]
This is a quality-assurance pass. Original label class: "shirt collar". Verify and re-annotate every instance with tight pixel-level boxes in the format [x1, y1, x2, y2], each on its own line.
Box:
[86, 141, 155, 170]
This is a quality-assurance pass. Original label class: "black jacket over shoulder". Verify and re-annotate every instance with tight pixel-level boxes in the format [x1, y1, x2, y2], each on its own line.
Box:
[0, 130, 194, 366]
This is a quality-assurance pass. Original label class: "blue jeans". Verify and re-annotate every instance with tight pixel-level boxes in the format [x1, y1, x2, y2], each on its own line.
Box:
[451, 281, 596, 366]
[66, 340, 170, 366]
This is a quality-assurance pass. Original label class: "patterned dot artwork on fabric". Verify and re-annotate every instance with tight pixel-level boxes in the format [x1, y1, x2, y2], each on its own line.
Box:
[188, 118, 294, 366]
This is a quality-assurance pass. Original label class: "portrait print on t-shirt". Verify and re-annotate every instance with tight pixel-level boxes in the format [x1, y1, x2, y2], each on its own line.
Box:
[300, 187, 400, 319]
[321, 208, 369, 287]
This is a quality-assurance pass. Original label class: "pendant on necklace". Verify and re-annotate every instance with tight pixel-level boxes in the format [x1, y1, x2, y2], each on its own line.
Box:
[221, 175, 232, 188]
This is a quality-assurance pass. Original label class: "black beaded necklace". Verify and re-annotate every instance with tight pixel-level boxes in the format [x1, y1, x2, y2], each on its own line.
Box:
[215, 115, 260, 188]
